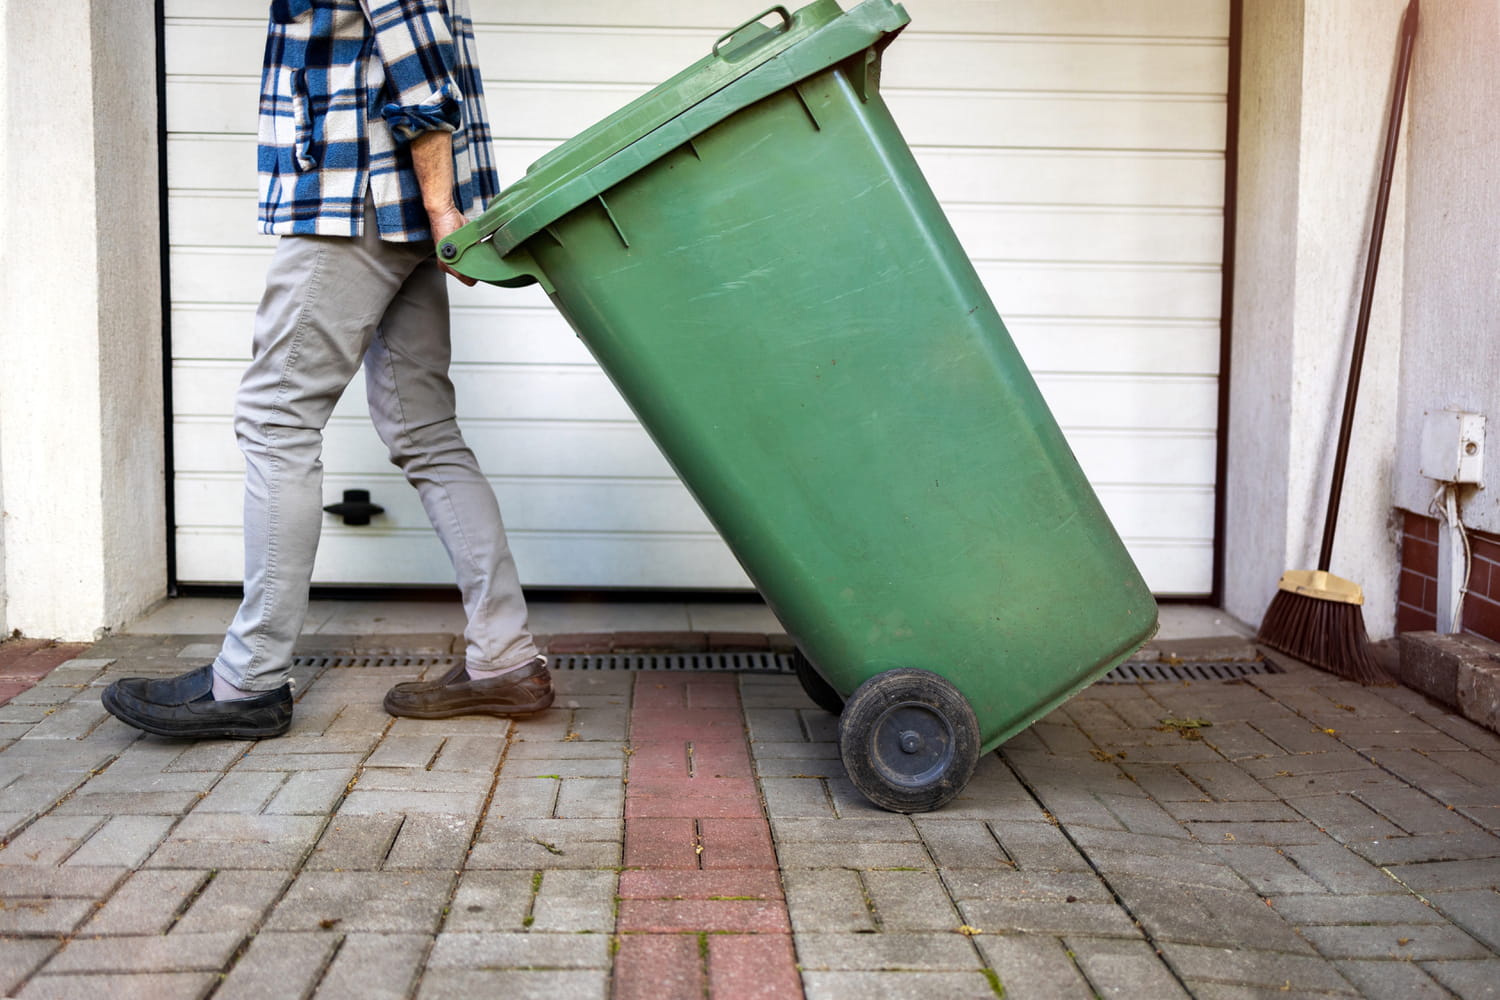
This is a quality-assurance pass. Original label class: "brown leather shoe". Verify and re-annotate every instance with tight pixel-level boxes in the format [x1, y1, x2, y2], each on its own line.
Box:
[382, 657, 554, 719]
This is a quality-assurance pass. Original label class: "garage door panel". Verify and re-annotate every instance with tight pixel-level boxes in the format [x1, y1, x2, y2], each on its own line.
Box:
[1009, 321, 1219, 376]
[168, 134, 1224, 214]
[174, 190, 1222, 268]
[172, 304, 590, 366]
[167, 1, 1227, 39]
[177, 528, 755, 589]
[178, 472, 718, 535]
[175, 417, 679, 480]
[169, 76, 1224, 152]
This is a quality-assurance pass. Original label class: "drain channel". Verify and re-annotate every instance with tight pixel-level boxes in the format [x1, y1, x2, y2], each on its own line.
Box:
[291, 652, 1279, 683]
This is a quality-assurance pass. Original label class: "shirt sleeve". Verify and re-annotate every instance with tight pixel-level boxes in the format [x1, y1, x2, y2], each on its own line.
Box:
[359, 0, 464, 142]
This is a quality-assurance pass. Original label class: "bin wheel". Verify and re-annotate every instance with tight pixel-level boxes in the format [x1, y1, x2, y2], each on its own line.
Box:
[792, 649, 844, 715]
[838, 668, 980, 814]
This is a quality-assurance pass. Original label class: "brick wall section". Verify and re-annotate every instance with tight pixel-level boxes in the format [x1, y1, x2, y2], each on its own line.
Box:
[1398, 508, 1500, 641]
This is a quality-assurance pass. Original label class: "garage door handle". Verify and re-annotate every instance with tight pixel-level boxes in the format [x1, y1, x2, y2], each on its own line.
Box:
[713, 6, 792, 58]
[323, 489, 384, 526]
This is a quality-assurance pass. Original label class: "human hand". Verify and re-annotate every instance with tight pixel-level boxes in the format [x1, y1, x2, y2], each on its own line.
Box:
[428, 205, 477, 286]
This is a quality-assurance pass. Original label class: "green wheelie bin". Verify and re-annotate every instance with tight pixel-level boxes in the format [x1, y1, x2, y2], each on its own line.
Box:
[442, 0, 1158, 812]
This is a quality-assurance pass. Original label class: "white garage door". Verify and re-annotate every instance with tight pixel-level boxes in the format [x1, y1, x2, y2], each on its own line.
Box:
[165, 0, 1227, 595]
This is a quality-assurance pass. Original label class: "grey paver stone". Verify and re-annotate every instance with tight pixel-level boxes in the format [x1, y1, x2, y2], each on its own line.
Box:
[759, 777, 835, 818]
[1280, 841, 1403, 894]
[65, 815, 176, 868]
[1087, 847, 1248, 892]
[164, 740, 248, 773]
[305, 812, 403, 871]
[1111, 875, 1314, 953]
[1333, 959, 1452, 1000]
[958, 899, 1141, 938]
[864, 869, 959, 930]
[0, 939, 59, 996]
[972, 933, 1093, 998]
[212, 931, 337, 1000]
[554, 777, 623, 819]
[749, 740, 841, 760]
[1269, 891, 1443, 926]
[265, 870, 454, 933]
[314, 932, 431, 999]
[782, 868, 877, 934]
[1301, 922, 1492, 960]
[1348, 830, 1500, 866]
[745, 708, 807, 743]
[1208, 844, 1326, 895]
[384, 812, 479, 870]
[467, 838, 620, 870]
[1181, 819, 1330, 846]
[507, 739, 626, 760]
[262, 767, 353, 815]
[512, 756, 623, 779]
[776, 839, 933, 870]
[1356, 784, 1483, 835]
[15, 971, 220, 1000]
[40, 932, 243, 974]
[415, 969, 607, 1000]
[84, 868, 207, 935]
[1427, 889, 1500, 951]
[987, 821, 1093, 873]
[1388, 857, 1500, 893]
[0, 895, 99, 935]
[800, 970, 1001, 1000]
[942, 869, 1110, 903]
[24, 701, 111, 740]
[773, 817, 918, 843]
[1420, 958, 1500, 999]
[426, 931, 610, 969]
[486, 778, 559, 819]
[338, 788, 485, 816]
[443, 870, 535, 932]
[795, 932, 982, 971]
[52, 790, 204, 817]
[1065, 935, 1191, 999]
[173, 869, 292, 936]
[912, 819, 1013, 869]
[0, 865, 128, 898]
[1287, 793, 1406, 841]
[1, 815, 104, 866]
[365, 734, 445, 769]
[531, 869, 617, 932]
[146, 813, 324, 870]
[427, 733, 507, 772]
[1094, 792, 1194, 838]
[1158, 942, 1356, 994]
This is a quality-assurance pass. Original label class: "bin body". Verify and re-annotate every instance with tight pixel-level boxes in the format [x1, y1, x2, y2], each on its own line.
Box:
[453, 1, 1157, 754]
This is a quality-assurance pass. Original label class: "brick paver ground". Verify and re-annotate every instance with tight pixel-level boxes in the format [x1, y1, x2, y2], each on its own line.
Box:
[1, 632, 1497, 999]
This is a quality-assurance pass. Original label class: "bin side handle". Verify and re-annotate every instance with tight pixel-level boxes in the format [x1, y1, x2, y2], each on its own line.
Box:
[713, 6, 793, 59]
[439, 236, 554, 294]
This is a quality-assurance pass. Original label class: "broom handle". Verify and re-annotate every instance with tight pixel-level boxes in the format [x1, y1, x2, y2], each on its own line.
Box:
[1318, 0, 1419, 572]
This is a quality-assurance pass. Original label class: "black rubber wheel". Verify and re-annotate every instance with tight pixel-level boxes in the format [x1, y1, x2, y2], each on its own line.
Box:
[792, 649, 845, 715]
[838, 668, 980, 813]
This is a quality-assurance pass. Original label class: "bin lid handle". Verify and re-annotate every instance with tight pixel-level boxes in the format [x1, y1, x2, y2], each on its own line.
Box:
[713, 6, 794, 59]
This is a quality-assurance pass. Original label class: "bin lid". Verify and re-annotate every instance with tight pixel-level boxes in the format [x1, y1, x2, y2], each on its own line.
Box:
[454, 0, 910, 260]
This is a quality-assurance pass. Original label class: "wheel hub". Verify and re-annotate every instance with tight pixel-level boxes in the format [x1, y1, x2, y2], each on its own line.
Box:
[870, 700, 954, 787]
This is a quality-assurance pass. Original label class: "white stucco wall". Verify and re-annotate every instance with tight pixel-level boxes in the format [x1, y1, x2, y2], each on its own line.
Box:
[1225, 0, 1409, 637]
[1392, 0, 1500, 533]
[0, 0, 166, 640]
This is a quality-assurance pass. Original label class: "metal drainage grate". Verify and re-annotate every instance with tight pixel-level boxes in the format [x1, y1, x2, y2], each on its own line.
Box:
[550, 652, 795, 673]
[291, 652, 796, 673]
[292, 654, 458, 669]
[1097, 660, 1283, 684]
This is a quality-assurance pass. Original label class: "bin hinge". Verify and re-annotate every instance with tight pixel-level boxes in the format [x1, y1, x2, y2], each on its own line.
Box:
[850, 47, 881, 102]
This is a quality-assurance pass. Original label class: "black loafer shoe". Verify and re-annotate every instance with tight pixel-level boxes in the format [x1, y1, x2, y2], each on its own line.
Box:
[383, 657, 554, 719]
[102, 665, 292, 740]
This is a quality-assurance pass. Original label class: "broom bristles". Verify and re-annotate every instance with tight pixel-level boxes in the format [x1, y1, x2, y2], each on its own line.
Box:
[1257, 589, 1394, 686]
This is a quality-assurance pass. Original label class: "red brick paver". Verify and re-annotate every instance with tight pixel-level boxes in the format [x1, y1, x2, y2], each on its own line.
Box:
[0, 639, 89, 706]
[613, 673, 803, 1000]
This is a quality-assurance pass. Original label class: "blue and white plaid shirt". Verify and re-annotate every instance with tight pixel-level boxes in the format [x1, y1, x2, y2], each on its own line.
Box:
[258, 0, 500, 242]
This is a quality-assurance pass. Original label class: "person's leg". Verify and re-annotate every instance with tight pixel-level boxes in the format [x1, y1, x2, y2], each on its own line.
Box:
[214, 226, 423, 693]
[362, 257, 541, 676]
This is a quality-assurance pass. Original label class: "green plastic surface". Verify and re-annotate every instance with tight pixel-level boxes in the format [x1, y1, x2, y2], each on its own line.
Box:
[450, 0, 1158, 753]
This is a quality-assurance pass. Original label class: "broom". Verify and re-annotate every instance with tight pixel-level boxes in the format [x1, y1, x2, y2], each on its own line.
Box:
[1257, 0, 1419, 685]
